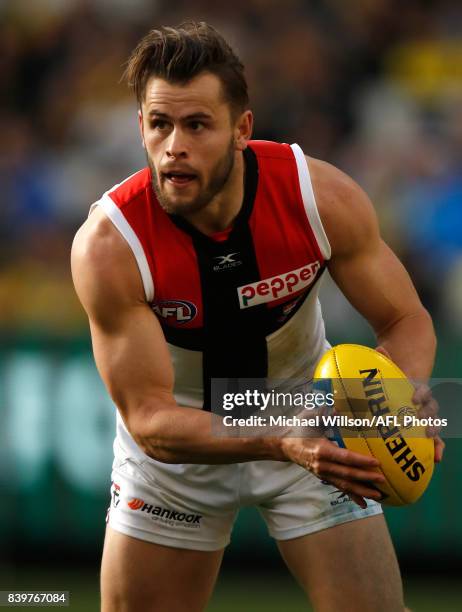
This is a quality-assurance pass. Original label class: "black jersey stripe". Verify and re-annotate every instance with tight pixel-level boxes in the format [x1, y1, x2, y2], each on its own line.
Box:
[170, 147, 269, 410]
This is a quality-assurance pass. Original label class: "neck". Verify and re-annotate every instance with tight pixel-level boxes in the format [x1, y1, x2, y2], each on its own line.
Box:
[181, 152, 245, 235]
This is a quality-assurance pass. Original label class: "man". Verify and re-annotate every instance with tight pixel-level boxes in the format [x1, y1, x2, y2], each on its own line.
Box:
[72, 21, 443, 612]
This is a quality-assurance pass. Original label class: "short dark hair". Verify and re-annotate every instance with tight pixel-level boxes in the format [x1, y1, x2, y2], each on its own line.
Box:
[124, 21, 249, 116]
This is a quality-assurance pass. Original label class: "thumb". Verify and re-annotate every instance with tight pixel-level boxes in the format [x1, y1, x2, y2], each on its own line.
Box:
[375, 345, 391, 360]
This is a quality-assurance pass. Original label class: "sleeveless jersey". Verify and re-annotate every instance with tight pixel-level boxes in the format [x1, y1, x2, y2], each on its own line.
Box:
[92, 140, 331, 461]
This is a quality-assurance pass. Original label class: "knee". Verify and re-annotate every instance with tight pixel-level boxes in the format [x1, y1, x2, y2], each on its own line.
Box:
[101, 590, 157, 612]
[101, 579, 152, 612]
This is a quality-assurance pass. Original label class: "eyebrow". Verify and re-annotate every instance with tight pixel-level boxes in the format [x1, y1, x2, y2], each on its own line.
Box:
[147, 110, 213, 121]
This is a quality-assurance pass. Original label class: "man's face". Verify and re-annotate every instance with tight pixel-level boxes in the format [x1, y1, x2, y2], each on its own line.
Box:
[139, 72, 249, 216]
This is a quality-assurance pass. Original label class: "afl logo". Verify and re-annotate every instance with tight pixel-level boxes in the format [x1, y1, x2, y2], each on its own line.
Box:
[152, 300, 197, 324]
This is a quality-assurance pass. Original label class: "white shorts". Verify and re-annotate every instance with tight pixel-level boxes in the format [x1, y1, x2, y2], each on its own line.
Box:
[106, 452, 382, 551]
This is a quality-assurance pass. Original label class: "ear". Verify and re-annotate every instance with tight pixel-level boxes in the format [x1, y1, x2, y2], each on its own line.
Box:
[138, 109, 146, 149]
[234, 110, 253, 151]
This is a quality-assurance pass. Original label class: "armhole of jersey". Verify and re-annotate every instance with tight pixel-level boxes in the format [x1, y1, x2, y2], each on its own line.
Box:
[90, 193, 155, 302]
[290, 143, 331, 260]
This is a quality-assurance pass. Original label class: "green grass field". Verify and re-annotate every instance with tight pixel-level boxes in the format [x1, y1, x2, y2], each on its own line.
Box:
[1, 568, 461, 611]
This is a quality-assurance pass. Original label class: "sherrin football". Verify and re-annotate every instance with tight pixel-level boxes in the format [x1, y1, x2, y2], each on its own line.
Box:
[314, 344, 434, 506]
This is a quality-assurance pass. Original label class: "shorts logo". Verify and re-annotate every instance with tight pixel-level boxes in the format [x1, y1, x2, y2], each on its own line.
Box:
[328, 489, 351, 507]
[111, 481, 120, 508]
[127, 499, 203, 528]
[237, 261, 321, 308]
[128, 498, 144, 510]
[152, 300, 197, 324]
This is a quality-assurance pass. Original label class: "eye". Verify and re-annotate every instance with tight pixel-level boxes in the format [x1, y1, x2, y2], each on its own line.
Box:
[151, 119, 170, 130]
[189, 120, 205, 131]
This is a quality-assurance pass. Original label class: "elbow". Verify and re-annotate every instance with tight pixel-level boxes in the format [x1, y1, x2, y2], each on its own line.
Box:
[405, 306, 437, 356]
[128, 422, 175, 464]
[420, 306, 437, 351]
[406, 305, 437, 366]
[377, 305, 437, 357]
[121, 401, 179, 464]
[130, 430, 173, 463]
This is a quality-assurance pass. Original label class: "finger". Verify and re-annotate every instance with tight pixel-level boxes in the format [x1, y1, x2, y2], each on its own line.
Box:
[426, 424, 441, 438]
[434, 436, 445, 463]
[321, 444, 380, 468]
[319, 462, 386, 484]
[327, 476, 384, 504]
[375, 345, 391, 360]
[418, 397, 439, 418]
[349, 492, 368, 509]
[412, 384, 432, 405]
[326, 479, 367, 509]
[327, 475, 384, 501]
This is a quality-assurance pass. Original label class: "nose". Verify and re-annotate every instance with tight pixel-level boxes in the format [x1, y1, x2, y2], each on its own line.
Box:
[166, 127, 188, 159]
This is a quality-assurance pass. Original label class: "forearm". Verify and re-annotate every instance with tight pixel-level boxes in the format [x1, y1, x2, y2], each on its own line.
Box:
[376, 308, 436, 380]
[124, 400, 286, 464]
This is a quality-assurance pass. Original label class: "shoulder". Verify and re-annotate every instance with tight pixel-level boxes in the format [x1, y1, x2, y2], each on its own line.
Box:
[72, 166, 151, 270]
[248, 140, 293, 160]
[306, 155, 380, 257]
[72, 206, 129, 279]
[71, 206, 145, 323]
[106, 167, 151, 209]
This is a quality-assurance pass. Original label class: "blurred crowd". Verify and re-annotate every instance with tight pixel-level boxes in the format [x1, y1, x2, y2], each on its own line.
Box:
[1, 0, 461, 337]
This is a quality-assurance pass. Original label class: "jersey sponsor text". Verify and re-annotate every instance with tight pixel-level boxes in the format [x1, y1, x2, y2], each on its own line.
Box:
[237, 261, 321, 308]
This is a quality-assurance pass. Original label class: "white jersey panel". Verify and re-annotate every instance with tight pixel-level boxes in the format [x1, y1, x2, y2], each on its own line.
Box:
[266, 273, 330, 382]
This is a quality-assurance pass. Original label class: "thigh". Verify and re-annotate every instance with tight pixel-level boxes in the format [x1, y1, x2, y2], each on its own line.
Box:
[101, 526, 224, 612]
[277, 514, 405, 612]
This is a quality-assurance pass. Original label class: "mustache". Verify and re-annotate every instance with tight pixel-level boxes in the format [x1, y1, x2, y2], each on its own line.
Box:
[159, 163, 198, 176]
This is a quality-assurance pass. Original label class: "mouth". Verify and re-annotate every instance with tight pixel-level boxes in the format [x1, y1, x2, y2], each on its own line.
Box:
[162, 171, 197, 187]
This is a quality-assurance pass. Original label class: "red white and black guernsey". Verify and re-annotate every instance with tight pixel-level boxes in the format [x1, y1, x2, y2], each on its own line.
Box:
[92, 140, 332, 411]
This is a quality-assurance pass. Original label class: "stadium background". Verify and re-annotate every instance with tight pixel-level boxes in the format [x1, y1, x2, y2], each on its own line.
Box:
[1, 0, 461, 609]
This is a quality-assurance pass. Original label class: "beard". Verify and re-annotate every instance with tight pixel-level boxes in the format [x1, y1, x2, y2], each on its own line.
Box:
[148, 138, 236, 216]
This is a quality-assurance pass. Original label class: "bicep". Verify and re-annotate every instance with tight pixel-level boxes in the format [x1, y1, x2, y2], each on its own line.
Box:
[89, 303, 175, 419]
[328, 238, 424, 335]
[309, 157, 425, 334]
[71, 214, 176, 428]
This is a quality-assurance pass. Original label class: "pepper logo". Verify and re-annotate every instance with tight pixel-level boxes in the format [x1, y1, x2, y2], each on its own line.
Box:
[237, 261, 321, 308]
[128, 498, 144, 510]
[152, 300, 197, 324]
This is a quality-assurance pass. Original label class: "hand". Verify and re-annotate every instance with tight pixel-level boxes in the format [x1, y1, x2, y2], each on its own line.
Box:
[412, 384, 445, 463]
[280, 436, 386, 509]
[376, 346, 445, 464]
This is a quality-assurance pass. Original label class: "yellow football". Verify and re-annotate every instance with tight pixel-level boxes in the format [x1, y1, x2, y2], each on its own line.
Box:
[314, 344, 434, 506]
